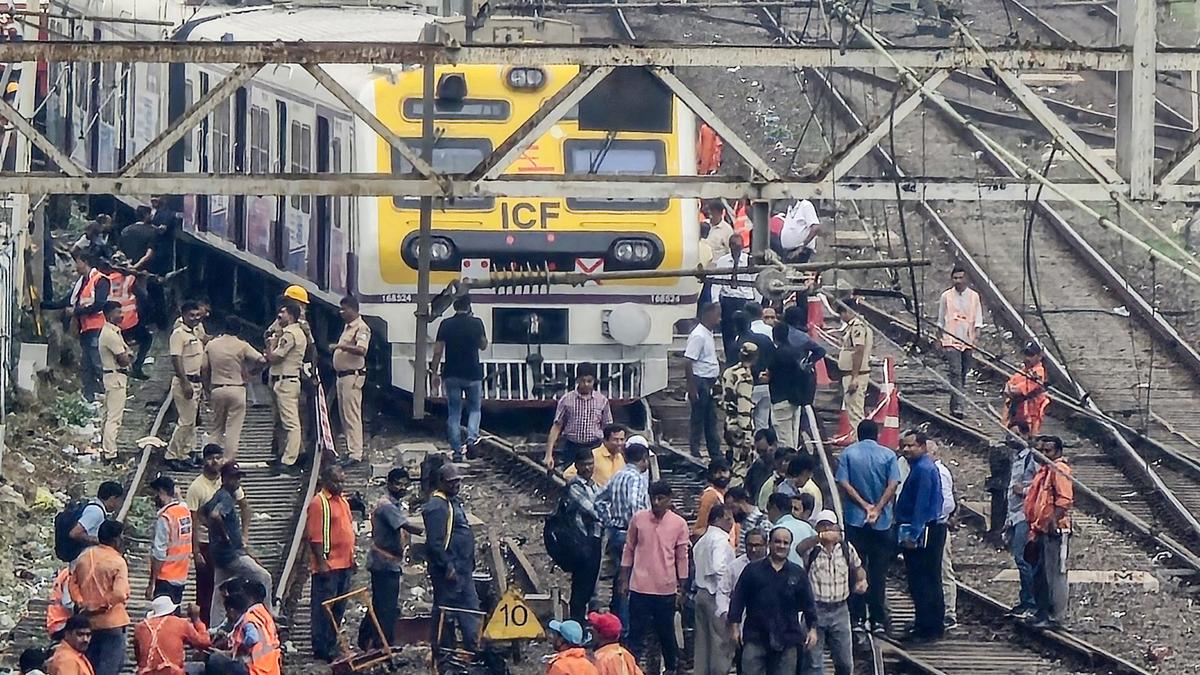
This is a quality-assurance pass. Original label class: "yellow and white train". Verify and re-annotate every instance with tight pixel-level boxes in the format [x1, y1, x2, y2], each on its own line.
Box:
[42, 1, 699, 404]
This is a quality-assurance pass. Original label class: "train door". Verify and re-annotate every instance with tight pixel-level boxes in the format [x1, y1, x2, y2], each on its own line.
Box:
[312, 113, 331, 288]
[272, 100, 287, 267]
[246, 94, 274, 260]
[197, 72, 210, 232]
[328, 118, 352, 295]
[95, 59, 117, 172]
[285, 108, 313, 276]
[208, 75, 232, 238]
[232, 85, 248, 249]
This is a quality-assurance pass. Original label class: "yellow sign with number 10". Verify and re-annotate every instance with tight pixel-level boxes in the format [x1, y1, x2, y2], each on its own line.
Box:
[483, 588, 545, 641]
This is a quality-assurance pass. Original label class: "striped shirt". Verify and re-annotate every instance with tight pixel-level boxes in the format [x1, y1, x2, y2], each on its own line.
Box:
[596, 464, 649, 530]
[738, 508, 770, 556]
[553, 389, 613, 444]
[807, 542, 861, 603]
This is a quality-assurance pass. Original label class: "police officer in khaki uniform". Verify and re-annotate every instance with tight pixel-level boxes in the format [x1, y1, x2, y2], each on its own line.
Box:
[166, 301, 206, 471]
[266, 300, 309, 475]
[837, 298, 874, 439]
[265, 286, 317, 456]
[98, 301, 132, 461]
[204, 316, 266, 459]
[333, 295, 371, 465]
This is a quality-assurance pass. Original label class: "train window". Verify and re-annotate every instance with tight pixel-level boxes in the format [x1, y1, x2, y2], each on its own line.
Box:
[564, 138, 668, 211]
[249, 106, 269, 173]
[331, 138, 342, 230]
[390, 137, 493, 210]
[213, 98, 232, 173]
[289, 122, 312, 214]
[401, 98, 510, 121]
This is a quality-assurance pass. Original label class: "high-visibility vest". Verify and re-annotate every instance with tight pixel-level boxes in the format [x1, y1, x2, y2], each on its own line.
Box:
[108, 272, 140, 331]
[732, 201, 751, 248]
[940, 288, 981, 351]
[697, 123, 723, 175]
[1002, 362, 1050, 435]
[46, 567, 72, 636]
[156, 501, 193, 583]
[137, 616, 184, 675]
[232, 604, 281, 675]
[76, 269, 112, 333]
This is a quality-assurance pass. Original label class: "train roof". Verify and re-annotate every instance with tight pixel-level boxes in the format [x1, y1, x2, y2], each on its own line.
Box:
[180, 3, 434, 43]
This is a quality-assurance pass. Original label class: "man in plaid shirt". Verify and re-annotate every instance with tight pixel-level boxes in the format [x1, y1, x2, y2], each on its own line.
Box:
[543, 363, 614, 470]
[595, 437, 652, 638]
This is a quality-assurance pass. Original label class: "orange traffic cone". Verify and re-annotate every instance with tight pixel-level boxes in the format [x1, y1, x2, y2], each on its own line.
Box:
[874, 358, 900, 450]
[829, 403, 853, 447]
[808, 296, 833, 387]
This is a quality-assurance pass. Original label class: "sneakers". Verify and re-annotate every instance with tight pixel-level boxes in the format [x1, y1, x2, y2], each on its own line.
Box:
[1006, 605, 1035, 619]
[943, 616, 959, 631]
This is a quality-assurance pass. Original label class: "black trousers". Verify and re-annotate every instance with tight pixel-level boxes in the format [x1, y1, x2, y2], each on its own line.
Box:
[846, 525, 893, 629]
[569, 537, 603, 621]
[311, 568, 353, 661]
[903, 523, 946, 638]
[122, 322, 153, 373]
[359, 569, 401, 649]
[628, 591, 679, 672]
[719, 296, 749, 359]
[152, 579, 184, 605]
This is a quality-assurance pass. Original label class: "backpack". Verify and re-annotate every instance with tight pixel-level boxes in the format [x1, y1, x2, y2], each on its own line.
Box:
[806, 540, 861, 593]
[54, 501, 96, 563]
[543, 495, 585, 573]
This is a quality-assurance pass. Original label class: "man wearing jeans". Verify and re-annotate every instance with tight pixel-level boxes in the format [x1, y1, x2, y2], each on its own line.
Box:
[432, 295, 488, 463]
[202, 462, 274, 622]
[306, 466, 356, 662]
[594, 438, 651, 634]
[1003, 425, 1038, 618]
[801, 511, 865, 675]
[686, 302, 722, 460]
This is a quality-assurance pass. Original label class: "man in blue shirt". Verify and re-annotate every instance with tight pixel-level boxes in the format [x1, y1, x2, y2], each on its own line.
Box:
[835, 420, 901, 634]
[894, 429, 945, 643]
[765, 493, 816, 565]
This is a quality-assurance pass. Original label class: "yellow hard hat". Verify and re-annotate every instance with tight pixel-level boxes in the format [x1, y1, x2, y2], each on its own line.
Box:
[283, 285, 310, 304]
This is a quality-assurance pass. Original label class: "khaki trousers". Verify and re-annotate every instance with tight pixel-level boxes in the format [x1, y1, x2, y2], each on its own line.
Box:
[336, 373, 365, 460]
[842, 373, 871, 435]
[273, 377, 302, 465]
[101, 373, 127, 458]
[167, 377, 201, 460]
[210, 385, 247, 458]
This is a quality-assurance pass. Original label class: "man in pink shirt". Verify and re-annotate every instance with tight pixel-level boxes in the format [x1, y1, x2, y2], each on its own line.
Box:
[618, 480, 690, 673]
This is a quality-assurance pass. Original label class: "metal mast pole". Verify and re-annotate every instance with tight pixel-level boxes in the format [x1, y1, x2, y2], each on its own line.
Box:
[411, 55, 436, 420]
[1116, 0, 1156, 198]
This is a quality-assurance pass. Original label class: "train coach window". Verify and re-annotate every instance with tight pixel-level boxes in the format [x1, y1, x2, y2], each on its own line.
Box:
[249, 106, 269, 173]
[401, 98, 510, 121]
[564, 138, 668, 211]
[290, 122, 312, 214]
[391, 137, 493, 210]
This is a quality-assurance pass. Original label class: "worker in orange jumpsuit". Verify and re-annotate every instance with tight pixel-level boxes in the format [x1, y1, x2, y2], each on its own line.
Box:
[47, 615, 94, 675]
[134, 597, 211, 675]
[69, 520, 130, 675]
[146, 475, 194, 605]
[697, 123, 723, 175]
[587, 612, 643, 675]
[545, 620, 599, 675]
[1003, 341, 1050, 436]
[46, 567, 74, 641]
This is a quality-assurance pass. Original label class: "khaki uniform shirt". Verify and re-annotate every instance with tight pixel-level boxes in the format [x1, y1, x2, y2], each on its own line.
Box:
[332, 317, 371, 371]
[174, 317, 210, 343]
[98, 322, 129, 372]
[206, 334, 264, 386]
[270, 323, 308, 377]
[169, 323, 205, 376]
[837, 316, 873, 374]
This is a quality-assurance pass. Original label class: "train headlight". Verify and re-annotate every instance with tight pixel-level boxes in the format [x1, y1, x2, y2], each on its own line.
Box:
[408, 236, 455, 263]
[612, 238, 655, 264]
[506, 67, 546, 91]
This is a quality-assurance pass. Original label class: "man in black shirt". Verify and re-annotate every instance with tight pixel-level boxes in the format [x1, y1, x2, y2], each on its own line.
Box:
[729, 525, 817, 675]
[431, 295, 488, 462]
[767, 322, 806, 449]
[119, 207, 160, 273]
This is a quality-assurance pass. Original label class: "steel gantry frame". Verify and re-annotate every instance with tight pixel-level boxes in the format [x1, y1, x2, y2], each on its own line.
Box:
[0, 34, 1196, 201]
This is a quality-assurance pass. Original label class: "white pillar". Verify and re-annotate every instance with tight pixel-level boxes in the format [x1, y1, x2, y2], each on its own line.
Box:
[1116, 0, 1157, 199]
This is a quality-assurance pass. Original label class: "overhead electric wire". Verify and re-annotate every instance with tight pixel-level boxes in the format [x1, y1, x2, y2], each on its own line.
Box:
[1022, 142, 1070, 371]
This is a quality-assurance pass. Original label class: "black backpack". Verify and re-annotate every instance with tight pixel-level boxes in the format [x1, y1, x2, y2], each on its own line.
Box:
[54, 501, 95, 563]
[543, 497, 585, 573]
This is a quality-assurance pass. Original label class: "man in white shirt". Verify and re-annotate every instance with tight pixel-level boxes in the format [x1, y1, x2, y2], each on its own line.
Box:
[713, 233, 757, 360]
[693, 503, 736, 675]
[933, 442, 958, 630]
[936, 266, 984, 418]
[686, 303, 723, 460]
[703, 201, 735, 263]
[779, 199, 821, 263]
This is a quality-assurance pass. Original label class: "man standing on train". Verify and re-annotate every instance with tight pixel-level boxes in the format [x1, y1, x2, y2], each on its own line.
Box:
[936, 266, 983, 418]
[333, 295, 371, 467]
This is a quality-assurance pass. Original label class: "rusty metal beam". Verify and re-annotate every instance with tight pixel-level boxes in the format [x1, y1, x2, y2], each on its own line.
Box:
[467, 65, 613, 182]
[303, 63, 440, 184]
[120, 63, 262, 178]
[0, 40, 1177, 70]
[0, 93, 85, 176]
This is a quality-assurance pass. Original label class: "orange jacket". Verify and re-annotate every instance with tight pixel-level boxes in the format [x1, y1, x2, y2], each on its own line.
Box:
[1024, 459, 1073, 535]
[697, 123, 723, 175]
[69, 545, 131, 629]
[108, 272, 140, 330]
[231, 604, 281, 675]
[154, 501, 194, 584]
[46, 567, 73, 636]
[306, 489, 355, 572]
[47, 641, 95, 675]
[594, 643, 644, 675]
[547, 647, 600, 675]
[135, 615, 211, 675]
[76, 269, 112, 333]
[1003, 362, 1049, 435]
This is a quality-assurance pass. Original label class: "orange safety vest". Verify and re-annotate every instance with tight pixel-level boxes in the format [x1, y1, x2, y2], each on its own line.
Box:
[137, 616, 184, 675]
[1002, 361, 1050, 436]
[156, 501, 193, 584]
[940, 288, 981, 350]
[547, 647, 601, 675]
[76, 269, 112, 333]
[732, 201, 751, 248]
[46, 567, 72, 636]
[108, 272, 140, 331]
[231, 604, 281, 675]
[1023, 458, 1073, 534]
[697, 123, 723, 175]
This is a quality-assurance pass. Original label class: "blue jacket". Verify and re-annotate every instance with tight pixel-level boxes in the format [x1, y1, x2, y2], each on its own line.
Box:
[894, 454, 942, 545]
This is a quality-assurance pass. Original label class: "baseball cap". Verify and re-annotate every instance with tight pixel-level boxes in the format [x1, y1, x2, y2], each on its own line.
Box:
[148, 474, 175, 493]
[438, 463, 462, 482]
[587, 611, 622, 641]
[220, 462, 246, 478]
[625, 434, 650, 450]
[1022, 340, 1042, 356]
[814, 509, 839, 527]
[548, 619, 587, 646]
